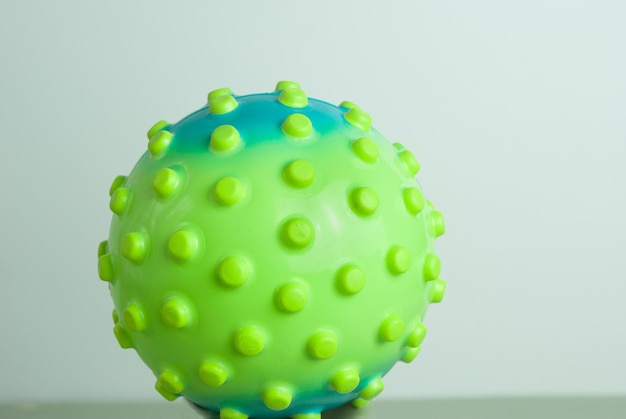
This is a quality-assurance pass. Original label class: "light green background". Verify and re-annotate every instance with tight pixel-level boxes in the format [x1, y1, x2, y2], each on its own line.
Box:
[0, 0, 624, 404]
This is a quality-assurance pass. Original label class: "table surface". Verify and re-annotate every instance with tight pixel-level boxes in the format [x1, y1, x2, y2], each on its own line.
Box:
[2, 397, 625, 419]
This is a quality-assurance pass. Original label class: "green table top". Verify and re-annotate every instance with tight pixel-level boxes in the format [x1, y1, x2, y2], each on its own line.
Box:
[2, 397, 625, 419]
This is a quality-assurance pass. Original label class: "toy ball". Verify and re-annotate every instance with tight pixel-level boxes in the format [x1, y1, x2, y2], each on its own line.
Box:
[98, 81, 446, 419]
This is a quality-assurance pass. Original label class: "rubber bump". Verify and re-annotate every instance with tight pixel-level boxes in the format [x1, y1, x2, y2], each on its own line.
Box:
[339, 100, 359, 109]
[213, 177, 246, 206]
[208, 87, 233, 101]
[98, 254, 114, 282]
[351, 137, 379, 163]
[109, 187, 130, 215]
[386, 245, 412, 275]
[147, 120, 169, 140]
[281, 114, 313, 138]
[431, 210, 446, 238]
[209, 94, 238, 115]
[121, 232, 148, 263]
[406, 323, 427, 348]
[398, 149, 420, 176]
[148, 131, 173, 156]
[217, 255, 252, 288]
[220, 408, 248, 419]
[401, 346, 421, 363]
[423, 254, 441, 281]
[275, 81, 301, 91]
[168, 228, 200, 262]
[123, 302, 146, 332]
[234, 326, 265, 356]
[278, 88, 308, 108]
[283, 159, 315, 188]
[429, 278, 447, 303]
[262, 385, 293, 411]
[109, 175, 126, 196]
[351, 397, 370, 408]
[153, 168, 181, 198]
[293, 414, 321, 419]
[280, 217, 314, 249]
[379, 313, 405, 342]
[161, 296, 192, 328]
[97, 241, 108, 259]
[344, 107, 372, 131]
[199, 361, 228, 387]
[211, 125, 241, 153]
[335, 264, 366, 295]
[155, 369, 184, 400]
[307, 330, 338, 360]
[275, 281, 309, 313]
[113, 324, 132, 349]
[359, 377, 384, 400]
[350, 187, 379, 217]
[403, 187, 425, 215]
[330, 368, 360, 394]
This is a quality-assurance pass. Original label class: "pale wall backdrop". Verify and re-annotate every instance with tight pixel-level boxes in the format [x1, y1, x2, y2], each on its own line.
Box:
[0, 0, 624, 403]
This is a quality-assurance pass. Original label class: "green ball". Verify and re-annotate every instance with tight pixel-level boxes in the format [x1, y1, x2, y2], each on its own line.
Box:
[98, 82, 446, 419]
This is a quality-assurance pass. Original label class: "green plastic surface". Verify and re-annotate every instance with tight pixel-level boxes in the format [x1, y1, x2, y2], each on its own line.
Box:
[98, 82, 446, 419]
